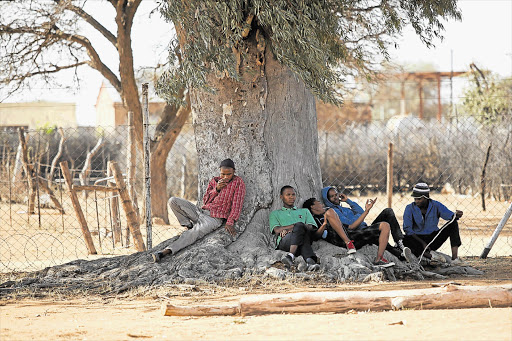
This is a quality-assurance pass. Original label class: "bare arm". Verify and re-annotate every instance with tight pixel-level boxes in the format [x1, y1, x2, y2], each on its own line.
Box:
[273, 224, 294, 237]
[314, 217, 327, 238]
[347, 198, 376, 230]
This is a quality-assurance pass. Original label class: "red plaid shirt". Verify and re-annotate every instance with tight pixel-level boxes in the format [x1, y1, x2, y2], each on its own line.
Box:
[202, 175, 246, 226]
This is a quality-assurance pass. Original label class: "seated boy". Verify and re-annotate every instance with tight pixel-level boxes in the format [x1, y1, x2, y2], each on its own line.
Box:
[302, 198, 356, 253]
[269, 186, 320, 271]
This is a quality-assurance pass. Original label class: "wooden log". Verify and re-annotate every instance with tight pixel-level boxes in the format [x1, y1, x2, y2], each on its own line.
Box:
[72, 185, 118, 192]
[60, 161, 97, 254]
[109, 161, 146, 252]
[161, 284, 512, 317]
[161, 303, 240, 316]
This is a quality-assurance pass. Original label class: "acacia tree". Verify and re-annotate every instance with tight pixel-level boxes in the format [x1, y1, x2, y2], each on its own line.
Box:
[147, 0, 461, 280]
[0, 0, 187, 223]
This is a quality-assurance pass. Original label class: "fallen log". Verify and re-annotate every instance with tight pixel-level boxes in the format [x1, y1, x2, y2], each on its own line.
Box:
[161, 284, 512, 316]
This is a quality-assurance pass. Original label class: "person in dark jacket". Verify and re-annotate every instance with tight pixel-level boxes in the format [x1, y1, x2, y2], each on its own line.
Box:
[321, 186, 413, 265]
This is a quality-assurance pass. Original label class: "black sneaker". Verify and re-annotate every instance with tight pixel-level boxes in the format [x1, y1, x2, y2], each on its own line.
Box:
[281, 255, 294, 269]
[152, 252, 163, 263]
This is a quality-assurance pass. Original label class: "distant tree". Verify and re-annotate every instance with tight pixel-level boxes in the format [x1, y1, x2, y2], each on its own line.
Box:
[462, 63, 512, 124]
[461, 64, 512, 210]
[0, 0, 187, 223]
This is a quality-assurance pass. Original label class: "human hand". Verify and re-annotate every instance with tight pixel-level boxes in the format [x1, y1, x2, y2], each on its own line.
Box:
[216, 178, 228, 191]
[455, 210, 463, 219]
[224, 224, 236, 237]
[280, 229, 289, 238]
[365, 197, 377, 211]
[339, 193, 348, 202]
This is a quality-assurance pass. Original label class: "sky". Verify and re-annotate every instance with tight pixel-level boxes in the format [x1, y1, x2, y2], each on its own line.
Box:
[3, 0, 512, 126]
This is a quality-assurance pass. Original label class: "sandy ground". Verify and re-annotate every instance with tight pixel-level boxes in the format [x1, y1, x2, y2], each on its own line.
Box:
[1, 298, 511, 340]
[1, 194, 511, 340]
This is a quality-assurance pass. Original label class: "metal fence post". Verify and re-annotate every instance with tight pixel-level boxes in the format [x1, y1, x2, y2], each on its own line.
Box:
[142, 83, 152, 249]
[481, 201, 512, 258]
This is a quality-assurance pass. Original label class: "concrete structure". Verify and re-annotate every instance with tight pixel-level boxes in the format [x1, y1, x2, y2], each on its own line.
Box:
[0, 101, 77, 129]
[95, 82, 165, 127]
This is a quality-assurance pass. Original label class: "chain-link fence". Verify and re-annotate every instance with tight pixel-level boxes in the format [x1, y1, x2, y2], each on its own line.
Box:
[1, 114, 511, 272]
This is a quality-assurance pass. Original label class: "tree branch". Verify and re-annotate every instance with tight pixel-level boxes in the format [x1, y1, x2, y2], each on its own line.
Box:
[0, 24, 121, 92]
[61, 2, 118, 47]
[50, 26, 122, 92]
[6, 61, 88, 83]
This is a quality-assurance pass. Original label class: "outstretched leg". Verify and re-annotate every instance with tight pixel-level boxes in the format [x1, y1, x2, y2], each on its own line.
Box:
[371, 208, 404, 244]
[325, 209, 357, 253]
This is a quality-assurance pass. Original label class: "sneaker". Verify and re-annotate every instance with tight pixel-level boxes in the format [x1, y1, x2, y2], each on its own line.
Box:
[281, 254, 294, 269]
[430, 251, 447, 263]
[373, 257, 395, 268]
[451, 257, 464, 266]
[401, 246, 413, 263]
[346, 240, 357, 254]
[151, 252, 163, 263]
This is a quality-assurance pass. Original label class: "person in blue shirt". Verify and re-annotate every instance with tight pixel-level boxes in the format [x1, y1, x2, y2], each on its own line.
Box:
[403, 183, 463, 264]
[321, 186, 413, 266]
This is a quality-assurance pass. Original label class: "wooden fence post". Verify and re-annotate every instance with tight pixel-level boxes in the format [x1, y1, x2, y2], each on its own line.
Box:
[60, 161, 97, 254]
[109, 161, 146, 252]
[127, 111, 140, 221]
[107, 166, 122, 244]
[387, 142, 393, 208]
[18, 127, 36, 214]
[142, 83, 152, 249]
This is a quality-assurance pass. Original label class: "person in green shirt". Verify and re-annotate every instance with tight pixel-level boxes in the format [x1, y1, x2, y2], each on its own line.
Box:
[269, 185, 320, 271]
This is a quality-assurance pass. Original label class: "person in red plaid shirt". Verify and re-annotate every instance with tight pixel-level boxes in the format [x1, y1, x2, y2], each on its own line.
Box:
[152, 159, 246, 263]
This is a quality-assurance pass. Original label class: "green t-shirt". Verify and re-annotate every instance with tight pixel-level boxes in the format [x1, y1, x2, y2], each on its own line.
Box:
[269, 206, 317, 246]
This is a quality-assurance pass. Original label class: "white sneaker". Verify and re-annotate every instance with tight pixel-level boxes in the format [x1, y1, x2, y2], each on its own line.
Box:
[307, 263, 320, 271]
[430, 251, 447, 263]
[451, 257, 464, 266]
[401, 247, 414, 263]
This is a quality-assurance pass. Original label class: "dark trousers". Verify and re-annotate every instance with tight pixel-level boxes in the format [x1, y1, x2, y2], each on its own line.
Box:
[278, 222, 317, 262]
[345, 226, 403, 258]
[403, 221, 462, 257]
[371, 208, 404, 243]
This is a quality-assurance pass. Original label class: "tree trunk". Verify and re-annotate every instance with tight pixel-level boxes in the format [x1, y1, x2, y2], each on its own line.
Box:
[149, 93, 191, 224]
[191, 38, 323, 239]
